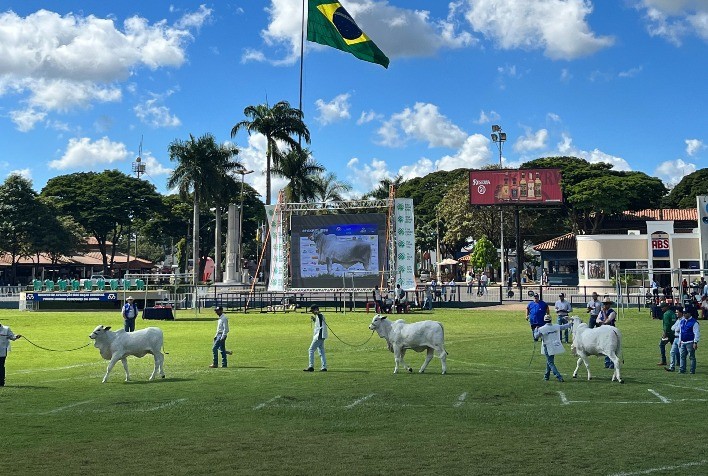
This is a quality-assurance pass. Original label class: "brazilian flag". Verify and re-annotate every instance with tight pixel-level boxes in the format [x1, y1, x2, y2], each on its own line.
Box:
[307, 0, 389, 69]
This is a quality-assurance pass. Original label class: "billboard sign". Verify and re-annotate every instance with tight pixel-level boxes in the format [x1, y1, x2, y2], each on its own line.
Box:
[469, 168, 563, 206]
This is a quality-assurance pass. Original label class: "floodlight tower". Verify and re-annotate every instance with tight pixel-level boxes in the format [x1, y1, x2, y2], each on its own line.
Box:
[491, 125, 506, 284]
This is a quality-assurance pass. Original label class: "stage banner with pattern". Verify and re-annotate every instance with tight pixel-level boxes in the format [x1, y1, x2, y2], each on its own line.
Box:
[265, 204, 286, 292]
[394, 198, 416, 291]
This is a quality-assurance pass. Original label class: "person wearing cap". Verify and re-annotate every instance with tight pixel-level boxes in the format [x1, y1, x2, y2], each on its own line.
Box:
[679, 305, 700, 374]
[533, 314, 572, 382]
[596, 297, 618, 368]
[554, 293, 572, 344]
[586, 292, 602, 328]
[658, 301, 677, 366]
[666, 307, 686, 372]
[304, 305, 327, 372]
[210, 306, 229, 368]
[121, 296, 139, 332]
[526, 293, 550, 341]
[0, 320, 22, 387]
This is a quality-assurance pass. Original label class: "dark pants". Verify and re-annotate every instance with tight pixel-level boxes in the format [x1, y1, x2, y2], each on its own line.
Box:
[659, 336, 674, 364]
[124, 318, 136, 332]
[589, 315, 598, 329]
[0, 356, 6, 386]
[213, 337, 227, 367]
[531, 324, 541, 341]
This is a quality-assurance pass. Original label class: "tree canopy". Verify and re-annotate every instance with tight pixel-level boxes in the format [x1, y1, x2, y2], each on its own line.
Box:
[663, 168, 708, 209]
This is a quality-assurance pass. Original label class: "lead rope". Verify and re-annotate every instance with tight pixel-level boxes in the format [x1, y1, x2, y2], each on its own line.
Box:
[325, 323, 375, 347]
[21, 336, 91, 352]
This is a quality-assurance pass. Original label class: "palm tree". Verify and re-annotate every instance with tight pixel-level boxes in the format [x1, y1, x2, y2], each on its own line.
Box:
[363, 174, 404, 200]
[271, 148, 324, 203]
[313, 172, 352, 203]
[230, 101, 310, 205]
[167, 133, 240, 285]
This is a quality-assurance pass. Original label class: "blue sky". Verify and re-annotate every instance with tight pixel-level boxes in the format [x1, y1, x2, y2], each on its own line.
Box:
[0, 1, 706, 201]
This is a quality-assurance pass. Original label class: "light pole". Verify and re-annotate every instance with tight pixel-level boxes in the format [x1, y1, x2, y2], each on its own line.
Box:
[491, 125, 506, 284]
[237, 169, 254, 283]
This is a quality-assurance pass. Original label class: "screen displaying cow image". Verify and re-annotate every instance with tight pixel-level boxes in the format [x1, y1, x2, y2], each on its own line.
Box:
[290, 213, 387, 289]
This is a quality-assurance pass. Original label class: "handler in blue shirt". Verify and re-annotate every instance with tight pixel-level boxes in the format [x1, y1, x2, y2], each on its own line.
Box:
[121, 296, 138, 332]
[526, 293, 550, 341]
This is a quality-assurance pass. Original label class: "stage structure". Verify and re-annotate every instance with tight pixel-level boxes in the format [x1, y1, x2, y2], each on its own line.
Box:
[264, 196, 416, 293]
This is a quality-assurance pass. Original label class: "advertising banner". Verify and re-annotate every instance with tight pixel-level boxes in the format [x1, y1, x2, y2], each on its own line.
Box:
[469, 168, 563, 206]
[394, 198, 416, 291]
[265, 204, 286, 292]
[697, 196, 708, 269]
[25, 292, 117, 302]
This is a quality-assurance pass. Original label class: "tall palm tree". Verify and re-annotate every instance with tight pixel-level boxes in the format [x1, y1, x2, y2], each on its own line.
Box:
[230, 101, 310, 205]
[167, 133, 240, 285]
[271, 148, 324, 203]
[313, 172, 352, 203]
[364, 174, 404, 200]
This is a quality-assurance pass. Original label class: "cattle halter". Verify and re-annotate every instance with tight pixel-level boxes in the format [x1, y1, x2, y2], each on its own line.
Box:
[20, 336, 91, 352]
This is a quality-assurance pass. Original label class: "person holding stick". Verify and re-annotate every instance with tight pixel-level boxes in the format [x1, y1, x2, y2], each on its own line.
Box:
[0, 320, 22, 387]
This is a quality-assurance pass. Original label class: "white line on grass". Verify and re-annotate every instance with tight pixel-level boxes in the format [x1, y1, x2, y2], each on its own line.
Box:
[140, 398, 188, 412]
[608, 458, 708, 476]
[345, 393, 375, 409]
[12, 362, 100, 375]
[647, 389, 671, 403]
[453, 392, 468, 407]
[253, 395, 282, 410]
[44, 400, 93, 414]
[663, 383, 708, 392]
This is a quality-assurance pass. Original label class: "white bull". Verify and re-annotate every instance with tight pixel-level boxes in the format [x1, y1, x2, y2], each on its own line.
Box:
[310, 229, 372, 274]
[368, 314, 447, 374]
[89, 325, 165, 383]
[569, 317, 623, 383]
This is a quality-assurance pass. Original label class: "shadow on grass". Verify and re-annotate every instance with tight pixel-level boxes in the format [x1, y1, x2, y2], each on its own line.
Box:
[3, 385, 51, 389]
[174, 318, 218, 322]
[124, 377, 194, 384]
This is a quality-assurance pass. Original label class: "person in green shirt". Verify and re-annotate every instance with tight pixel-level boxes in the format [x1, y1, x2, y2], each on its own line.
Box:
[658, 301, 677, 366]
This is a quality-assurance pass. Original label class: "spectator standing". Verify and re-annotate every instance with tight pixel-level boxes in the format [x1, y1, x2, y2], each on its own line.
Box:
[447, 277, 456, 302]
[554, 293, 572, 344]
[666, 307, 686, 372]
[534, 314, 572, 382]
[586, 292, 602, 328]
[210, 306, 229, 368]
[701, 295, 708, 320]
[441, 279, 447, 302]
[395, 284, 407, 313]
[372, 286, 384, 313]
[679, 307, 700, 374]
[430, 278, 440, 302]
[480, 272, 489, 295]
[422, 285, 433, 310]
[304, 305, 327, 372]
[526, 293, 550, 341]
[121, 296, 139, 332]
[658, 301, 677, 366]
[465, 271, 474, 294]
[651, 279, 659, 299]
[0, 320, 22, 387]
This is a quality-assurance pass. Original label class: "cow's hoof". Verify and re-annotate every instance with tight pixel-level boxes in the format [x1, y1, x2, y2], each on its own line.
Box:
[162, 375, 166, 379]
[572, 374, 577, 379]
[619, 379, 624, 384]
[408, 368, 413, 373]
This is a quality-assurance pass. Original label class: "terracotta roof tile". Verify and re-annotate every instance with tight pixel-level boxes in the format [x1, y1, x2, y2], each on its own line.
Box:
[533, 232, 576, 251]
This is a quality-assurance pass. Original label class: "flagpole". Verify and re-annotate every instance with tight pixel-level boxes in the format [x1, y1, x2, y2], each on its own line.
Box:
[298, 0, 305, 147]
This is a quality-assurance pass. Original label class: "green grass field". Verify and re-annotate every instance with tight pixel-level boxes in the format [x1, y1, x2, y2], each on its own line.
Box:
[0, 307, 706, 476]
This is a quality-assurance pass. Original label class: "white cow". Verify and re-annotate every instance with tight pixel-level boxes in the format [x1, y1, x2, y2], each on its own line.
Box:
[368, 314, 447, 374]
[309, 230, 372, 274]
[89, 325, 165, 383]
[569, 317, 623, 383]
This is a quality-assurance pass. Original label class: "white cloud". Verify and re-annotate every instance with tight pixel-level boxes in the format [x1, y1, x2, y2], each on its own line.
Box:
[9, 108, 47, 132]
[560, 68, 572, 82]
[246, 0, 475, 65]
[377, 103, 467, 148]
[547, 112, 561, 122]
[654, 158, 697, 186]
[463, 0, 614, 60]
[436, 133, 492, 170]
[357, 110, 381, 125]
[686, 138, 705, 156]
[513, 129, 548, 153]
[618, 65, 643, 78]
[49, 137, 129, 170]
[399, 157, 435, 180]
[474, 110, 501, 124]
[557, 133, 631, 171]
[637, 1, 708, 44]
[346, 157, 393, 195]
[315, 93, 351, 125]
[0, 7, 209, 129]
[134, 90, 182, 128]
[225, 134, 288, 202]
[8, 168, 32, 181]
[141, 153, 172, 176]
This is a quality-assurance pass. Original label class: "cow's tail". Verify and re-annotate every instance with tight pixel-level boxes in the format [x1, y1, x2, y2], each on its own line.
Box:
[438, 322, 448, 357]
[611, 327, 622, 364]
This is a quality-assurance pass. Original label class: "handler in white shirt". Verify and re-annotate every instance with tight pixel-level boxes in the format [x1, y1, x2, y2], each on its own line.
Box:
[554, 293, 572, 343]
[0, 321, 22, 387]
[210, 306, 230, 368]
[533, 315, 572, 382]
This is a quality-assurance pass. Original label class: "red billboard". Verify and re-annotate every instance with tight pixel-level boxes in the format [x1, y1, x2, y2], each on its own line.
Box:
[469, 168, 563, 206]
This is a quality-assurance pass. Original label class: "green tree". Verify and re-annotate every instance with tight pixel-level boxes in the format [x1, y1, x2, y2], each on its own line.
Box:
[363, 175, 403, 200]
[168, 133, 240, 284]
[231, 101, 310, 205]
[663, 168, 708, 208]
[313, 171, 352, 203]
[271, 148, 324, 203]
[469, 235, 497, 275]
[41, 171, 163, 275]
[0, 175, 45, 284]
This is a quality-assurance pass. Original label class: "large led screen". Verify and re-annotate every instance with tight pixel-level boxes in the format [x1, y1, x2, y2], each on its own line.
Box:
[290, 213, 387, 289]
